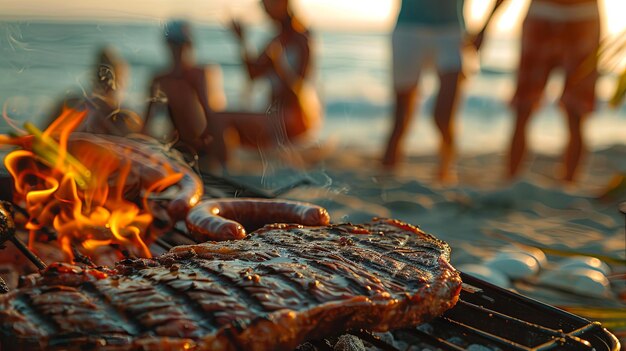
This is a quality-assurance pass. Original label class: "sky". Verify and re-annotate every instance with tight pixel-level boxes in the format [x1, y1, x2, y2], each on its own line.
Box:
[0, 0, 626, 34]
[1, 0, 625, 37]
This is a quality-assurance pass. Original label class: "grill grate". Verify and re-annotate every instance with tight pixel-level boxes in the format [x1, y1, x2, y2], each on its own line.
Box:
[398, 273, 620, 350]
[0, 174, 621, 351]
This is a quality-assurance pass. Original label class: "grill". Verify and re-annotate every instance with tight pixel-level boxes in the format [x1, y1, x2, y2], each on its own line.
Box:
[0, 174, 621, 351]
[392, 273, 621, 351]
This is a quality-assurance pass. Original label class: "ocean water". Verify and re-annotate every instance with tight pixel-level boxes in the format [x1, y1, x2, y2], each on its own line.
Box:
[1, 20, 625, 156]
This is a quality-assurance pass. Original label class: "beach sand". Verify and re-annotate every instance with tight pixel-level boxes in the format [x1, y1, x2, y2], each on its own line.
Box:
[221, 142, 626, 340]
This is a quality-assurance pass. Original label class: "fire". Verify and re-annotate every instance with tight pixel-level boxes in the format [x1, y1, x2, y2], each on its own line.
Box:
[1, 107, 178, 261]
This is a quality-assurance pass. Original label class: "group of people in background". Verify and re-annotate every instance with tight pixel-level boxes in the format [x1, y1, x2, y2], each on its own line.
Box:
[143, 0, 321, 170]
[55, 0, 318, 172]
[53, 0, 605, 184]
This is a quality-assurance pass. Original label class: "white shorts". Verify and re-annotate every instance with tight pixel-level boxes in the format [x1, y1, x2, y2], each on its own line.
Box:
[392, 24, 464, 90]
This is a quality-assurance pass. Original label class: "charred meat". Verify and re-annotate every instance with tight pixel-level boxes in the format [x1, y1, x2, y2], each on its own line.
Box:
[0, 218, 461, 351]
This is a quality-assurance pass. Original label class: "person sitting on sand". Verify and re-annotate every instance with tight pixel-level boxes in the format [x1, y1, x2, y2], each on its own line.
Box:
[485, 0, 601, 182]
[382, 0, 498, 183]
[144, 15, 321, 170]
[228, 0, 322, 148]
[143, 20, 227, 167]
[47, 46, 142, 136]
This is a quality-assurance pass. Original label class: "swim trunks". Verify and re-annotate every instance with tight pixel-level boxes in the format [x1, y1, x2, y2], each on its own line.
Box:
[511, 1, 600, 114]
[392, 0, 465, 91]
[392, 25, 464, 91]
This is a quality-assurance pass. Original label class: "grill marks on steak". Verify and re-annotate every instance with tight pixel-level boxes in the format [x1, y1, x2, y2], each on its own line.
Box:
[0, 218, 461, 351]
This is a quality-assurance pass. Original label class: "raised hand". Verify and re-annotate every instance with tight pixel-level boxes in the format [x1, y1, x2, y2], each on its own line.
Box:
[471, 30, 486, 52]
[229, 19, 245, 41]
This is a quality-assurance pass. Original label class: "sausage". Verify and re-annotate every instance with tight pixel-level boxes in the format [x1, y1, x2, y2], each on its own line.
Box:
[120, 134, 203, 221]
[185, 198, 331, 242]
[68, 133, 203, 221]
[163, 170, 202, 221]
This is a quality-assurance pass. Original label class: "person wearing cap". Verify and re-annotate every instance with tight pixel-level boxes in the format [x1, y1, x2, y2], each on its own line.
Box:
[143, 20, 228, 168]
[145, 12, 321, 170]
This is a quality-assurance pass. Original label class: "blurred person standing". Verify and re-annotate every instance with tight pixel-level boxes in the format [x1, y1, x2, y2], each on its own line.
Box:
[382, 0, 497, 183]
[502, 0, 601, 182]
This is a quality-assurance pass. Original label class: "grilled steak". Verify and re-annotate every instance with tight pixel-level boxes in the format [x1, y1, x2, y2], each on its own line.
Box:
[0, 218, 461, 351]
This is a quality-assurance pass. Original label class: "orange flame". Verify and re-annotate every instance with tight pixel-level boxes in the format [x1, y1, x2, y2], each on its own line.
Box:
[2, 107, 168, 261]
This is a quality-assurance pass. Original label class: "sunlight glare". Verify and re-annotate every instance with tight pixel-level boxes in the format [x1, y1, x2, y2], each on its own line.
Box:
[297, 0, 395, 30]
[602, 0, 626, 36]
[1, 0, 625, 36]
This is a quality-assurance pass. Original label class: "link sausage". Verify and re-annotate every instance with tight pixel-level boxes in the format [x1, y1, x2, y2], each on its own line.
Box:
[185, 198, 331, 242]
[68, 133, 203, 221]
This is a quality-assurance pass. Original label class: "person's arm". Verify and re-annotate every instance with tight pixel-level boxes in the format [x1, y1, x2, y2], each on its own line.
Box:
[267, 33, 311, 95]
[472, 0, 506, 51]
[193, 67, 228, 166]
[192, 68, 219, 141]
[205, 65, 227, 111]
[142, 78, 164, 135]
[230, 19, 273, 80]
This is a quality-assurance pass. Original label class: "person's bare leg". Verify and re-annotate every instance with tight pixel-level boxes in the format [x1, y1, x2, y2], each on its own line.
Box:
[562, 108, 586, 182]
[434, 71, 462, 182]
[508, 104, 533, 180]
[200, 119, 230, 174]
[214, 111, 274, 147]
[382, 86, 418, 168]
[212, 110, 304, 168]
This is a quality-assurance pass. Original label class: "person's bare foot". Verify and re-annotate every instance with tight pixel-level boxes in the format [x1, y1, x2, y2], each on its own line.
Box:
[436, 168, 458, 186]
[381, 155, 398, 170]
[597, 174, 626, 201]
